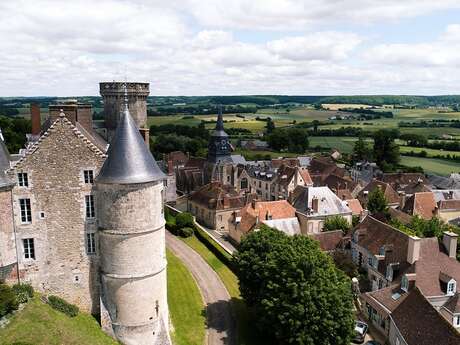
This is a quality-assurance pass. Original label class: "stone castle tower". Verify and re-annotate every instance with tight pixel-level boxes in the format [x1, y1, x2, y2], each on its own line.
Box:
[207, 105, 231, 164]
[99, 82, 150, 142]
[95, 87, 170, 345]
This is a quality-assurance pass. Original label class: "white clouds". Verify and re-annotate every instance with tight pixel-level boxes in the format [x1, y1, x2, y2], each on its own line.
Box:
[183, 0, 460, 30]
[267, 32, 362, 61]
[0, 1, 460, 96]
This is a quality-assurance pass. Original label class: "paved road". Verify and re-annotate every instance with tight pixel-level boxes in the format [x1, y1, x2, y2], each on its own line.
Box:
[166, 232, 236, 345]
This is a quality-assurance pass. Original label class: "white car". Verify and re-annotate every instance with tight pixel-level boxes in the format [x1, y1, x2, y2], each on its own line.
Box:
[353, 321, 368, 343]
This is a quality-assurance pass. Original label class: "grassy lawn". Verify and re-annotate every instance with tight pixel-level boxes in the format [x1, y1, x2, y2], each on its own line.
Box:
[180, 235, 266, 345]
[0, 298, 118, 345]
[309, 136, 360, 153]
[0, 251, 205, 345]
[167, 249, 206, 345]
[400, 156, 460, 176]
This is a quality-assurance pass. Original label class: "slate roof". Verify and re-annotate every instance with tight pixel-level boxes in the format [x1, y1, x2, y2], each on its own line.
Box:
[432, 189, 460, 202]
[263, 217, 301, 236]
[391, 288, 460, 345]
[0, 135, 14, 188]
[428, 174, 460, 190]
[290, 186, 352, 216]
[443, 293, 460, 314]
[97, 104, 164, 184]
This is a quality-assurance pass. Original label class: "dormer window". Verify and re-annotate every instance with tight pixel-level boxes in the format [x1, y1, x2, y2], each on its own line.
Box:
[401, 275, 409, 292]
[447, 279, 456, 296]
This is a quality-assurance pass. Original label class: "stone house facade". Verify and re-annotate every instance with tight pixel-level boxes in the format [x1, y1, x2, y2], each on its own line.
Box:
[6, 114, 106, 313]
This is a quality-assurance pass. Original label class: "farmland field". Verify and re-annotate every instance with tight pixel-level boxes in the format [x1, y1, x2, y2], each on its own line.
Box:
[400, 156, 460, 176]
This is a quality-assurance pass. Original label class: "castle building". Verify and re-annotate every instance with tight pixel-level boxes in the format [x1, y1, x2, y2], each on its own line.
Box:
[99, 82, 150, 143]
[5, 111, 107, 313]
[96, 91, 169, 344]
[207, 105, 232, 164]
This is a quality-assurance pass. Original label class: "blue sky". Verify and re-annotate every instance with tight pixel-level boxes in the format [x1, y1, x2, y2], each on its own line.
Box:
[1, 1, 460, 96]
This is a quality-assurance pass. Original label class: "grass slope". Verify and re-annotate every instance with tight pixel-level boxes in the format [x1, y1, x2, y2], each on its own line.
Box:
[0, 251, 206, 345]
[180, 235, 267, 345]
[0, 298, 118, 345]
[167, 249, 206, 345]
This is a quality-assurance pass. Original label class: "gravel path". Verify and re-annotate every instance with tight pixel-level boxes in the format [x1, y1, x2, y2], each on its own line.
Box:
[166, 232, 236, 345]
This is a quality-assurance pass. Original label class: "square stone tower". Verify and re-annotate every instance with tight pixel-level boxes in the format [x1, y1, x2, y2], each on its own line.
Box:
[99, 82, 150, 142]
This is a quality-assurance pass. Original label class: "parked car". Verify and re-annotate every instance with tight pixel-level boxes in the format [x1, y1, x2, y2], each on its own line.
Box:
[365, 341, 381, 345]
[353, 321, 368, 343]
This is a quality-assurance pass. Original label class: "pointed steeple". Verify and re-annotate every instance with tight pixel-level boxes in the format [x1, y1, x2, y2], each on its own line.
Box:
[97, 84, 165, 184]
[211, 104, 228, 137]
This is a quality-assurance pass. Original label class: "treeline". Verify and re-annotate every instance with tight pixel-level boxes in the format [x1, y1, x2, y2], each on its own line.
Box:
[319, 95, 460, 106]
[339, 108, 393, 119]
[150, 123, 209, 140]
[0, 116, 31, 153]
[147, 104, 257, 116]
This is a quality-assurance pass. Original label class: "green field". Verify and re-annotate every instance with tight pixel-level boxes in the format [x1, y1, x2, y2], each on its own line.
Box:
[400, 156, 460, 175]
[0, 250, 205, 345]
[399, 146, 460, 158]
[167, 249, 206, 345]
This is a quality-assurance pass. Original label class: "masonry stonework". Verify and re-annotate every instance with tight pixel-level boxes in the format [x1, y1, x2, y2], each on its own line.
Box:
[7, 116, 106, 313]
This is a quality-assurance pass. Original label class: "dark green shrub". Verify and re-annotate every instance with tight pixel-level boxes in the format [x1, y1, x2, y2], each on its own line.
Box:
[178, 227, 194, 238]
[48, 295, 79, 317]
[176, 212, 194, 228]
[0, 284, 19, 317]
[12, 283, 34, 303]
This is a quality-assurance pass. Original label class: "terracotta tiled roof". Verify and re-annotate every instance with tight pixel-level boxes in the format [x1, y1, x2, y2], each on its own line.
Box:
[388, 207, 413, 225]
[410, 237, 460, 297]
[345, 199, 363, 216]
[402, 192, 437, 220]
[189, 182, 244, 210]
[438, 199, 460, 211]
[337, 189, 353, 200]
[364, 284, 409, 315]
[382, 173, 427, 187]
[391, 288, 460, 345]
[353, 216, 410, 277]
[299, 168, 313, 185]
[271, 158, 299, 169]
[308, 157, 346, 177]
[239, 200, 296, 234]
[358, 179, 400, 205]
[310, 230, 344, 251]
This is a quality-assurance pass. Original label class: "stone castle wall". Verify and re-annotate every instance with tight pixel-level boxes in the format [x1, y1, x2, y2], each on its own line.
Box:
[8, 116, 105, 313]
[0, 186, 18, 283]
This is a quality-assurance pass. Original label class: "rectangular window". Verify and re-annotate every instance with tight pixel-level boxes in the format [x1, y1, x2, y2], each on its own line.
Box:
[86, 233, 96, 254]
[18, 173, 29, 187]
[83, 170, 94, 184]
[455, 316, 460, 327]
[23, 238, 35, 260]
[85, 195, 95, 219]
[19, 198, 32, 223]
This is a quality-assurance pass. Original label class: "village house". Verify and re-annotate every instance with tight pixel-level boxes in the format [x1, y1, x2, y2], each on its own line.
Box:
[187, 181, 245, 230]
[229, 199, 298, 243]
[272, 164, 313, 200]
[290, 186, 352, 234]
[357, 179, 401, 209]
[356, 217, 460, 339]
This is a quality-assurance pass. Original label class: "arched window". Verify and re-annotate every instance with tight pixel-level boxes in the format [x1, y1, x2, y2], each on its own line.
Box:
[240, 178, 248, 189]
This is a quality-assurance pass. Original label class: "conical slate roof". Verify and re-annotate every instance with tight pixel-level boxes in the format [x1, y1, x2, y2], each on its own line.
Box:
[0, 132, 14, 188]
[97, 104, 165, 184]
[211, 104, 228, 137]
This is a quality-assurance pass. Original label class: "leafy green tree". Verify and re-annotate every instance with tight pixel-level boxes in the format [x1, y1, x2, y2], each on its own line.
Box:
[367, 187, 388, 214]
[176, 212, 194, 229]
[266, 129, 287, 151]
[0, 116, 31, 153]
[352, 136, 372, 162]
[373, 129, 400, 168]
[312, 120, 320, 133]
[324, 215, 351, 232]
[234, 226, 355, 345]
[287, 128, 309, 153]
[400, 133, 428, 147]
[265, 117, 275, 134]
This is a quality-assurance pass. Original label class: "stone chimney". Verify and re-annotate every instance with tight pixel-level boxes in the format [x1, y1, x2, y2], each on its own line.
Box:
[167, 160, 174, 174]
[442, 231, 458, 258]
[30, 103, 41, 135]
[407, 235, 421, 264]
[311, 196, 319, 213]
[399, 191, 406, 209]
